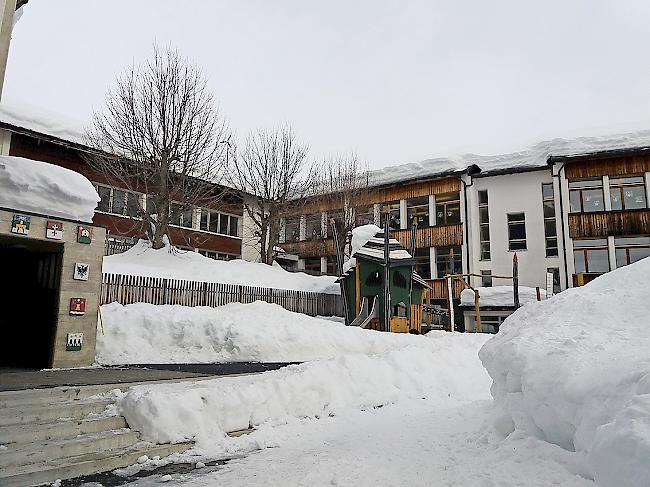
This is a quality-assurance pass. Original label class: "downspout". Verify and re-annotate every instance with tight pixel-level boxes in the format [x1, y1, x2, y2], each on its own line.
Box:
[461, 173, 475, 281]
[553, 161, 570, 290]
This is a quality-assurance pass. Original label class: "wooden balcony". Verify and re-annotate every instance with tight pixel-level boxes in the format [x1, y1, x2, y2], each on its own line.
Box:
[426, 278, 465, 300]
[279, 238, 336, 258]
[568, 209, 650, 239]
[393, 224, 463, 248]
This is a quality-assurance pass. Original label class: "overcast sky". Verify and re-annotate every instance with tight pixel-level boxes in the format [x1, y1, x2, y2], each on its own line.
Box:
[5, 1, 650, 169]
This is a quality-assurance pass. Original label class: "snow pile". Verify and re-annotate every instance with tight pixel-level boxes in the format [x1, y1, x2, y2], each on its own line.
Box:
[119, 331, 491, 446]
[480, 257, 650, 487]
[342, 224, 381, 273]
[103, 240, 338, 294]
[97, 300, 426, 365]
[0, 155, 99, 222]
[0, 101, 85, 145]
[460, 286, 545, 307]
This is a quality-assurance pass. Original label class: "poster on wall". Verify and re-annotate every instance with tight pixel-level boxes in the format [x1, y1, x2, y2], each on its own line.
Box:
[10, 214, 30, 235]
[77, 225, 93, 244]
[66, 333, 83, 351]
[46, 220, 64, 240]
[73, 262, 89, 281]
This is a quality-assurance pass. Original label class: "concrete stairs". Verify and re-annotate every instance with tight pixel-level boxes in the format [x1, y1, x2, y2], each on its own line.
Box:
[0, 383, 193, 487]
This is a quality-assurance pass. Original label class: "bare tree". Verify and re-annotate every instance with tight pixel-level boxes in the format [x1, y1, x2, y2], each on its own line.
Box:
[228, 125, 314, 264]
[314, 153, 372, 259]
[84, 46, 230, 249]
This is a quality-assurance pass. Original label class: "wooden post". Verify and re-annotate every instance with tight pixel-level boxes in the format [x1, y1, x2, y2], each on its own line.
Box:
[355, 259, 361, 316]
[407, 217, 417, 328]
[513, 253, 520, 308]
[475, 288, 481, 333]
[447, 276, 455, 332]
[535, 286, 541, 301]
[383, 214, 391, 333]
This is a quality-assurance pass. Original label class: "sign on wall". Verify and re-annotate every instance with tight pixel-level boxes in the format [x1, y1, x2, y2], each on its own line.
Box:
[46, 220, 64, 240]
[77, 225, 93, 244]
[69, 297, 86, 315]
[66, 333, 83, 351]
[73, 262, 89, 281]
[10, 214, 30, 235]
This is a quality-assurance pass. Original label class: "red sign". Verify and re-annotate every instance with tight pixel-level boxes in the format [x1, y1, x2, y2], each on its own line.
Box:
[69, 298, 86, 316]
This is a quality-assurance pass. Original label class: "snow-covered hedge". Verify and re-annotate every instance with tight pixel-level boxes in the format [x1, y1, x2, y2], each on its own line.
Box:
[97, 301, 425, 365]
[120, 331, 491, 446]
[480, 257, 650, 487]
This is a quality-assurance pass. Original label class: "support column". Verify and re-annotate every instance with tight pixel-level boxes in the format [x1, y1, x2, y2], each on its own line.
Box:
[603, 175, 611, 211]
[399, 199, 407, 230]
[0, 0, 17, 101]
[373, 204, 381, 226]
[429, 195, 436, 226]
[299, 215, 306, 241]
[645, 172, 650, 207]
[607, 236, 616, 271]
[430, 247, 437, 279]
[320, 256, 328, 275]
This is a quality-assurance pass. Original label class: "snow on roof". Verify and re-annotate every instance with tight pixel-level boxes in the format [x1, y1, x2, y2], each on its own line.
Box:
[0, 100, 86, 145]
[460, 286, 546, 308]
[369, 129, 650, 186]
[0, 155, 99, 222]
[352, 230, 414, 264]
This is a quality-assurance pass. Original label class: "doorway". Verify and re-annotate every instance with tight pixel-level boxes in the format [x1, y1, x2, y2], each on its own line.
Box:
[0, 235, 63, 369]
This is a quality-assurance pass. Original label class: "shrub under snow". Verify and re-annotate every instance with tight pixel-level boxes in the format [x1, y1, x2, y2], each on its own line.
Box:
[480, 257, 650, 487]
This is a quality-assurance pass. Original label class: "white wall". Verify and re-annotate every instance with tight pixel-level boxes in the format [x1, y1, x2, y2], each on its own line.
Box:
[241, 195, 262, 262]
[465, 170, 566, 291]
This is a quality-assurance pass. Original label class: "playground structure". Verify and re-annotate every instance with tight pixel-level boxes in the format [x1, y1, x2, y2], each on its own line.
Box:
[335, 216, 430, 333]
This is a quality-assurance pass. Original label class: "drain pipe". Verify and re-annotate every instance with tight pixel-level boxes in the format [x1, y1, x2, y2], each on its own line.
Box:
[552, 161, 570, 290]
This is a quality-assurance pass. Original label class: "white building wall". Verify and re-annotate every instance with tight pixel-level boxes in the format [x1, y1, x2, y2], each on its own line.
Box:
[241, 195, 262, 262]
[466, 170, 566, 291]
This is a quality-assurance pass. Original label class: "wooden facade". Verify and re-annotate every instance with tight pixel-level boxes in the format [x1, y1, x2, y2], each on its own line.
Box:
[426, 278, 464, 300]
[393, 224, 463, 249]
[564, 152, 650, 179]
[280, 238, 337, 258]
[568, 209, 650, 239]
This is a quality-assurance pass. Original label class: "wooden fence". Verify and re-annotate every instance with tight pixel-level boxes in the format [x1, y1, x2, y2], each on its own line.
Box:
[101, 273, 344, 317]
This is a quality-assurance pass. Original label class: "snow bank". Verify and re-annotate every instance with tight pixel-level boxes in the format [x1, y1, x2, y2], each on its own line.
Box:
[97, 301, 427, 365]
[480, 257, 650, 487]
[460, 286, 545, 307]
[0, 155, 99, 222]
[103, 240, 338, 294]
[119, 331, 491, 446]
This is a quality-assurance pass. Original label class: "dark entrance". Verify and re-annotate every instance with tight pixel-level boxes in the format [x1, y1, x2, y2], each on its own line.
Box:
[0, 235, 63, 369]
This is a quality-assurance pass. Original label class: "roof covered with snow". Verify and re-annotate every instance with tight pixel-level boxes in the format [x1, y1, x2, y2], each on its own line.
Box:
[460, 286, 546, 308]
[0, 101, 85, 146]
[0, 155, 99, 222]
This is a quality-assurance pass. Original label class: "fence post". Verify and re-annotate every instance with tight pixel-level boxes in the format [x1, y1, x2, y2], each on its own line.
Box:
[163, 278, 168, 305]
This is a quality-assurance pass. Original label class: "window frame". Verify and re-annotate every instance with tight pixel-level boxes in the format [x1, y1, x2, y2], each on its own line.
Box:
[196, 208, 242, 238]
[507, 212, 527, 251]
[435, 192, 461, 226]
[573, 239, 610, 274]
[609, 176, 647, 211]
[542, 183, 558, 257]
[568, 178, 605, 213]
[407, 196, 430, 228]
[435, 245, 462, 278]
[94, 183, 142, 218]
[614, 236, 650, 267]
[478, 190, 490, 261]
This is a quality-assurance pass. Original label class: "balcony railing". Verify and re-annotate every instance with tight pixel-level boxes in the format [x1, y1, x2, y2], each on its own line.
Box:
[568, 209, 650, 239]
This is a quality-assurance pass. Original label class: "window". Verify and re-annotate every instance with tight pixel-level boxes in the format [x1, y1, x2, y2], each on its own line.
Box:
[170, 202, 193, 228]
[382, 201, 401, 230]
[414, 247, 431, 280]
[573, 239, 609, 274]
[507, 213, 527, 251]
[610, 176, 647, 211]
[94, 184, 141, 217]
[476, 315, 504, 334]
[615, 236, 650, 267]
[542, 183, 558, 257]
[478, 190, 490, 260]
[305, 213, 322, 240]
[407, 196, 429, 227]
[481, 270, 492, 287]
[435, 193, 461, 226]
[547, 267, 561, 294]
[569, 179, 604, 213]
[326, 256, 338, 276]
[284, 217, 300, 242]
[355, 205, 375, 227]
[303, 257, 321, 274]
[198, 250, 239, 261]
[199, 210, 239, 236]
[436, 245, 462, 278]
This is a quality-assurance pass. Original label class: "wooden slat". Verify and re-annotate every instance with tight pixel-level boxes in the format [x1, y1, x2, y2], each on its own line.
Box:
[564, 153, 650, 179]
[568, 209, 650, 238]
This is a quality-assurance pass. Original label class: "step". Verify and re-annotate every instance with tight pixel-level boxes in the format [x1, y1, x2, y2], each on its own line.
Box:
[0, 415, 128, 445]
[0, 428, 140, 468]
[0, 440, 194, 487]
[0, 384, 123, 409]
[0, 400, 114, 426]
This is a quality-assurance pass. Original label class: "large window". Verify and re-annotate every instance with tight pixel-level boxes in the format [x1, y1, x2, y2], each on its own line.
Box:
[382, 201, 401, 230]
[542, 183, 558, 257]
[547, 267, 561, 294]
[573, 239, 609, 274]
[94, 184, 141, 217]
[198, 249, 239, 261]
[355, 205, 375, 227]
[436, 245, 462, 278]
[170, 202, 193, 228]
[481, 270, 492, 287]
[407, 196, 429, 227]
[199, 210, 240, 237]
[305, 213, 322, 240]
[414, 247, 431, 279]
[478, 190, 490, 260]
[435, 193, 461, 226]
[303, 257, 322, 274]
[569, 179, 604, 213]
[507, 212, 527, 251]
[615, 236, 650, 267]
[610, 176, 647, 211]
[326, 256, 338, 276]
[284, 217, 301, 242]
